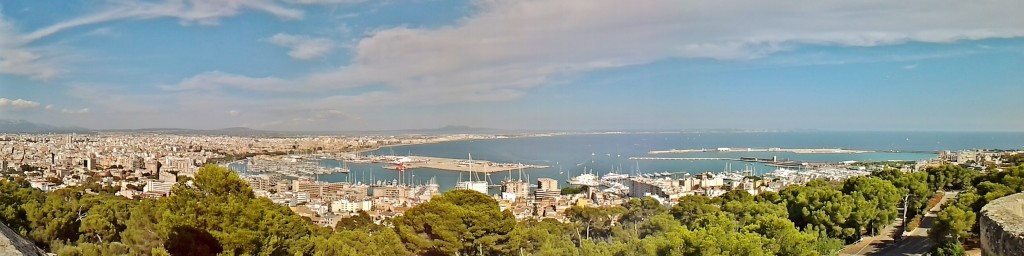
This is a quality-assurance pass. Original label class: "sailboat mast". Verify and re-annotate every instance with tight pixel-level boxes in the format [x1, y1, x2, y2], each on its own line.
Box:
[519, 163, 524, 182]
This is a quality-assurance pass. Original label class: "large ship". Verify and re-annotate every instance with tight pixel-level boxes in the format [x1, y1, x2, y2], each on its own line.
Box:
[600, 172, 630, 181]
[568, 173, 600, 187]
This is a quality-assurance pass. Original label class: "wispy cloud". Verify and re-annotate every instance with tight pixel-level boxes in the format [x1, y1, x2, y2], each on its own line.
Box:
[282, 0, 366, 5]
[0, 0, 340, 80]
[0, 98, 41, 111]
[903, 64, 918, 70]
[7, 0, 1024, 130]
[22, 0, 306, 43]
[60, 108, 90, 114]
[160, 71, 295, 92]
[168, 0, 1024, 108]
[267, 33, 335, 60]
[86, 27, 118, 37]
[0, 13, 59, 79]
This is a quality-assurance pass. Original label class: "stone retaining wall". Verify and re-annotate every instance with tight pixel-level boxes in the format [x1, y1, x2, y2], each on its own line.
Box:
[0, 220, 45, 256]
[980, 192, 1024, 256]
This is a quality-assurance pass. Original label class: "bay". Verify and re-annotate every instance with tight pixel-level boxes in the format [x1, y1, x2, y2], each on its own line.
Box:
[256, 132, 1024, 192]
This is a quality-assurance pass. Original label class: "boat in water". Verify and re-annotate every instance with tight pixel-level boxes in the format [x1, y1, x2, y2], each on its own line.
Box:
[601, 172, 630, 181]
[568, 173, 600, 187]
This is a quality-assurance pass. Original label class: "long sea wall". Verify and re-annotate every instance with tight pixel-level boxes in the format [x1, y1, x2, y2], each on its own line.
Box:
[980, 192, 1024, 256]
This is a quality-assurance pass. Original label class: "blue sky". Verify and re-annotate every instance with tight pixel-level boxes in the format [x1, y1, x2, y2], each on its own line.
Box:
[1, 0, 1023, 131]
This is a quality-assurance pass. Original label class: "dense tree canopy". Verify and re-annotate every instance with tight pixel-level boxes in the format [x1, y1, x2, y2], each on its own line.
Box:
[926, 165, 976, 191]
[8, 163, 1019, 256]
[393, 189, 516, 255]
[872, 168, 931, 215]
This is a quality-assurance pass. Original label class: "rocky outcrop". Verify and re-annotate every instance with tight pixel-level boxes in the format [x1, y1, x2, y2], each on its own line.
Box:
[0, 221, 45, 256]
[980, 192, 1024, 256]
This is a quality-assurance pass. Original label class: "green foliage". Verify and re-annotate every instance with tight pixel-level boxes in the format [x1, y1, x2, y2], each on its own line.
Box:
[930, 241, 966, 256]
[24, 188, 98, 249]
[780, 180, 856, 240]
[620, 197, 666, 229]
[15, 163, 1021, 256]
[304, 228, 409, 256]
[392, 189, 516, 255]
[911, 163, 1024, 249]
[841, 176, 901, 236]
[742, 215, 818, 256]
[872, 168, 931, 214]
[814, 237, 845, 256]
[1004, 153, 1024, 166]
[174, 164, 255, 199]
[120, 200, 163, 255]
[719, 189, 754, 203]
[560, 185, 589, 195]
[754, 190, 782, 204]
[155, 165, 311, 255]
[0, 178, 43, 235]
[334, 211, 375, 231]
[564, 205, 626, 241]
[78, 195, 134, 244]
[508, 219, 578, 255]
[669, 195, 721, 225]
[930, 204, 976, 242]
[52, 239, 130, 256]
[777, 177, 905, 242]
[926, 164, 976, 191]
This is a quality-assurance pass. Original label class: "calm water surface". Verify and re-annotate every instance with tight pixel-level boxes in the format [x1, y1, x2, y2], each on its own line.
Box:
[238, 132, 1024, 192]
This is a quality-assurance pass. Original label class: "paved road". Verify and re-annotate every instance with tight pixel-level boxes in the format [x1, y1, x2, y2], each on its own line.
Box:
[838, 218, 901, 255]
[868, 191, 959, 256]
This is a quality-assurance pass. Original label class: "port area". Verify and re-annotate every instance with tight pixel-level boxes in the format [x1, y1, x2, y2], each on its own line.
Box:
[381, 156, 548, 173]
[629, 156, 843, 169]
[648, 147, 872, 154]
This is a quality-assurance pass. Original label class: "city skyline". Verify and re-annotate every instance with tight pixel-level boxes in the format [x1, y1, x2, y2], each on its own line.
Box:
[2, 0, 1024, 132]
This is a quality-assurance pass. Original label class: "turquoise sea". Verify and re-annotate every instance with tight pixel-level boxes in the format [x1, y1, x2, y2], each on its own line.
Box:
[240, 132, 1024, 192]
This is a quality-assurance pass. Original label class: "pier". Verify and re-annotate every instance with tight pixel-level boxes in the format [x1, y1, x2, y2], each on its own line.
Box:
[629, 156, 820, 169]
[382, 156, 548, 173]
[628, 157, 738, 161]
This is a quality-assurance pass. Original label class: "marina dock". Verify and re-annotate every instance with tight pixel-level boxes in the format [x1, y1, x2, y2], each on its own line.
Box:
[628, 156, 827, 169]
[629, 157, 738, 161]
[381, 156, 548, 173]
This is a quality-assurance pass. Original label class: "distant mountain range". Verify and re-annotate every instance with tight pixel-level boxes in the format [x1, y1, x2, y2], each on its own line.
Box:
[0, 119, 93, 134]
[0, 120, 516, 136]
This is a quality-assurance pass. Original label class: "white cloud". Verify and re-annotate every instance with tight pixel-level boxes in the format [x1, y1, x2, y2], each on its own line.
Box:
[0, 98, 41, 110]
[228, 110, 240, 117]
[86, 27, 117, 37]
[60, 108, 90, 114]
[283, 0, 365, 5]
[0, 0, 316, 80]
[161, 71, 294, 91]
[23, 0, 305, 42]
[903, 64, 918, 70]
[169, 0, 1024, 109]
[267, 33, 335, 60]
[328, 0, 1024, 100]
[0, 13, 59, 79]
